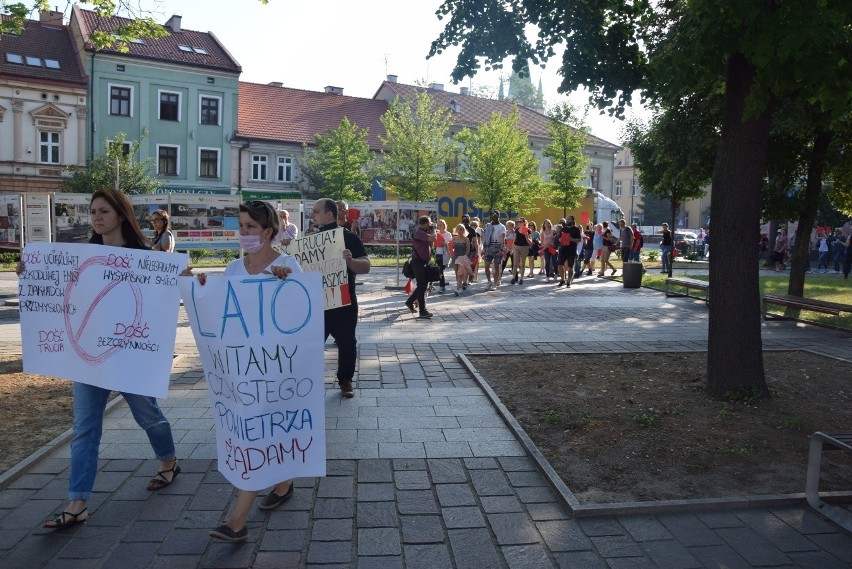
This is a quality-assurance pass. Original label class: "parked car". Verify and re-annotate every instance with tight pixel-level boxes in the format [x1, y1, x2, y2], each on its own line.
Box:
[675, 231, 698, 253]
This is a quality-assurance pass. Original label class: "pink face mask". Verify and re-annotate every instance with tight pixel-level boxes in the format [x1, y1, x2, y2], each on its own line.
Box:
[239, 235, 263, 253]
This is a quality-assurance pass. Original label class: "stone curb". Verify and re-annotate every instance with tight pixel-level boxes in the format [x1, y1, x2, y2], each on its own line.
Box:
[458, 350, 852, 518]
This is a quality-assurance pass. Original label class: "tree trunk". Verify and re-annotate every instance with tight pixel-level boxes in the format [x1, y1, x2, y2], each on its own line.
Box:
[788, 131, 832, 296]
[706, 53, 772, 399]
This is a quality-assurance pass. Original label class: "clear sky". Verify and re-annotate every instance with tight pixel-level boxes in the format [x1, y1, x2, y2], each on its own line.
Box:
[127, 0, 645, 144]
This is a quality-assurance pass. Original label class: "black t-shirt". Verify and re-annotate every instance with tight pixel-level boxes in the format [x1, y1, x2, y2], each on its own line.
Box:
[515, 229, 530, 247]
[661, 230, 672, 246]
[583, 230, 595, 251]
[563, 226, 581, 253]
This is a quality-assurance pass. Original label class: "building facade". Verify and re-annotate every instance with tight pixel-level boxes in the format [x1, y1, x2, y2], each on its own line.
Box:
[70, 7, 241, 194]
[0, 11, 88, 194]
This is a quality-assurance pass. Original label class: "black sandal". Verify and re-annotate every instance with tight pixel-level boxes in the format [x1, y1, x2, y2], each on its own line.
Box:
[44, 508, 88, 529]
[210, 524, 247, 542]
[146, 459, 181, 490]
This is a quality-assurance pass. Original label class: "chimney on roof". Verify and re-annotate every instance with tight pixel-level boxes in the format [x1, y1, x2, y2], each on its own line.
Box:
[386, 74, 398, 83]
[449, 99, 461, 114]
[165, 15, 182, 33]
[267, 81, 283, 87]
[39, 10, 63, 27]
[430, 82, 444, 91]
[459, 86, 469, 96]
[324, 86, 344, 95]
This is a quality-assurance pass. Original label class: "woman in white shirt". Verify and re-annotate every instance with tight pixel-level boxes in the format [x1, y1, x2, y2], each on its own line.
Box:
[184, 200, 301, 542]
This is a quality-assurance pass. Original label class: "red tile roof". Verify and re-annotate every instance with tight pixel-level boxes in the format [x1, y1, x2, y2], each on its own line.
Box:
[72, 6, 240, 74]
[374, 81, 620, 151]
[0, 16, 87, 86]
[237, 82, 389, 150]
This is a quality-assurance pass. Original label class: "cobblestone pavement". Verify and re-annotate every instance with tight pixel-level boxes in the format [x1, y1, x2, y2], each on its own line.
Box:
[0, 268, 850, 568]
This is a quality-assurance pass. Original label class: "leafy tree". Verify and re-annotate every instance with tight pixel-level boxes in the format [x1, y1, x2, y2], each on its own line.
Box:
[300, 117, 374, 202]
[542, 103, 590, 217]
[2, 1, 168, 49]
[622, 93, 719, 275]
[429, 0, 851, 399]
[456, 108, 543, 215]
[60, 132, 158, 194]
[378, 92, 455, 202]
[827, 120, 852, 217]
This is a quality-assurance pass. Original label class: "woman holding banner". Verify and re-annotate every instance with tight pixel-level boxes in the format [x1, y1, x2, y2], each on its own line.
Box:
[17, 189, 180, 530]
[183, 200, 303, 542]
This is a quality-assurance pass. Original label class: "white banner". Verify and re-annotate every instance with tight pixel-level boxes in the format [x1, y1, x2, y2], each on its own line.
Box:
[179, 273, 326, 490]
[280, 227, 350, 310]
[18, 243, 187, 398]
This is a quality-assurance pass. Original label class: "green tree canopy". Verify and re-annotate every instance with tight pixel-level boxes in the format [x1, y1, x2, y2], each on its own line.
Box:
[430, 0, 851, 397]
[542, 103, 590, 216]
[378, 92, 455, 202]
[300, 117, 374, 202]
[60, 132, 158, 194]
[456, 108, 543, 215]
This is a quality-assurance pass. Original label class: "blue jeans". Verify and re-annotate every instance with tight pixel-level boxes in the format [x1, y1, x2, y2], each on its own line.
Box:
[660, 245, 672, 271]
[69, 382, 175, 500]
[817, 251, 828, 271]
[543, 249, 558, 277]
[629, 251, 640, 262]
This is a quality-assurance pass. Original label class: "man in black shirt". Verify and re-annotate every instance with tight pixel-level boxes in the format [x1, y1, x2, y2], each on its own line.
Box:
[558, 216, 582, 287]
[310, 198, 371, 398]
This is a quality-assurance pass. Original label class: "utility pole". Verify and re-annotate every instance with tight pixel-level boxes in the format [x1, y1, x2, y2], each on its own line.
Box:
[630, 173, 635, 225]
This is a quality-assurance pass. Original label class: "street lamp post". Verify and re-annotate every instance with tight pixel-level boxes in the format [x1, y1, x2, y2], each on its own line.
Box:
[630, 174, 635, 225]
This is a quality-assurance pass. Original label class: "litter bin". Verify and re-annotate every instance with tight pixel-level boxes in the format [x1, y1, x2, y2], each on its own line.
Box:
[622, 262, 643, 289]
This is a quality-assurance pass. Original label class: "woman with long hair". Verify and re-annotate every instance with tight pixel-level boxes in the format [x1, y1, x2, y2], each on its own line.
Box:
[434, 219, 452, 293]
[149, 210, 174, 252]
[597, 221, 617, 277]
[185, 200, 302, 542]
[526, 220, 540, 278]
[540, 219, 557, 282]
[451, 223, 472, 295]
[17, 189, 180, 530]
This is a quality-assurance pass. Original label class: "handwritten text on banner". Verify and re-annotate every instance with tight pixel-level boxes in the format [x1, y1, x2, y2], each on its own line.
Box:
[179, 273, 326, 490]
[18, 243, 187, 398]
[280, 227, 349, 310]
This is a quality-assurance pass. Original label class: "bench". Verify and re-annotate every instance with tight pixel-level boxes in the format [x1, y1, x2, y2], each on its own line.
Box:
[763, 294, 851, 334]
[805, 431, 852, 532]
[665, 277, 709, 302]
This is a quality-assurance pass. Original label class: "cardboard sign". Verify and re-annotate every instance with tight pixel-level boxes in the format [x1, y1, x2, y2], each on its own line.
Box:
[18, 243, 187, 398]
[179, 273, 326, 490]
[280, 227, 350, 309]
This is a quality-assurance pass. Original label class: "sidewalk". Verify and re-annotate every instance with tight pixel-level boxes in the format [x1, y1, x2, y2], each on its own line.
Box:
[0, 268, 850, 568]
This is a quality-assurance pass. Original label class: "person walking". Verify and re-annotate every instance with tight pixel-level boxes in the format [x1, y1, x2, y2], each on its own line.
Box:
[186, 199, 302, 542]
[451, 223, 473, 295]
[511, 217, 531, 285]
[17, 189, 180, 530]
[406, 216, 435, 318]
[833, 228, 846, 274]
[526, 220, 540, 278]
[660, 222, 673, 273]
[434, 219, 452, 292]
[540, 219, 557, 282]
[311, 199, 371, 395]
[599, 221, 617, 276]
[629, 222, 643, 262]
[816, 232, 830, 273]
[591, 223, 604, 275]
[502, 220, 516, 277]
[558, 216, 582, 287]
[579, 222, 595, 276]
[773, 228, 788, 272]
[482, 211, 506, 290]
[618, 219, 633, 263]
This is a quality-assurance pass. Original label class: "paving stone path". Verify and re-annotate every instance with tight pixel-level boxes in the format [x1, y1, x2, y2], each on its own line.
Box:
[0, 268, 849, 568]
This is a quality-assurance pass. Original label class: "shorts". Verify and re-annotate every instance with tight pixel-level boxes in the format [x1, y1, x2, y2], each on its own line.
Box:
[484, 243, 502, 263]
[582, 248, 593, 263]
[558, 248, 577, 266]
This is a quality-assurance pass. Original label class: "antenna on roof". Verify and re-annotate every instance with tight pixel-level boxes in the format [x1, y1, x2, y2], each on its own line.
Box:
[384, 53, 388, 75]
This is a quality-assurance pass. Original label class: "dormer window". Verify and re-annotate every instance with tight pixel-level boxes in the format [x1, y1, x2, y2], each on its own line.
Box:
[449, 99, 461, 114]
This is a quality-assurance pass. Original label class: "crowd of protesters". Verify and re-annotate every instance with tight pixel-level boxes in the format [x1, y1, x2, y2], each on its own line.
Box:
[424, 211, 648, 297]
[764, 226, 852, 277]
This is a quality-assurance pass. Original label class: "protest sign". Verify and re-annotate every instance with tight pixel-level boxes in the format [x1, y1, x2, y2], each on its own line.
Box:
[179, 273, 326, 490]
[18, 243, 187, 398]
[280, 227, 350, 309]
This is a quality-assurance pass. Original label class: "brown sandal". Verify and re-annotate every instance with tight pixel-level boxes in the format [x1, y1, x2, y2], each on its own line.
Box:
[146, 459, 180, 490]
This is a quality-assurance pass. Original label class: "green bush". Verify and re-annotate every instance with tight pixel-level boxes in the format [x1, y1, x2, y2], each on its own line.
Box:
[0, 251, 20, 264]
